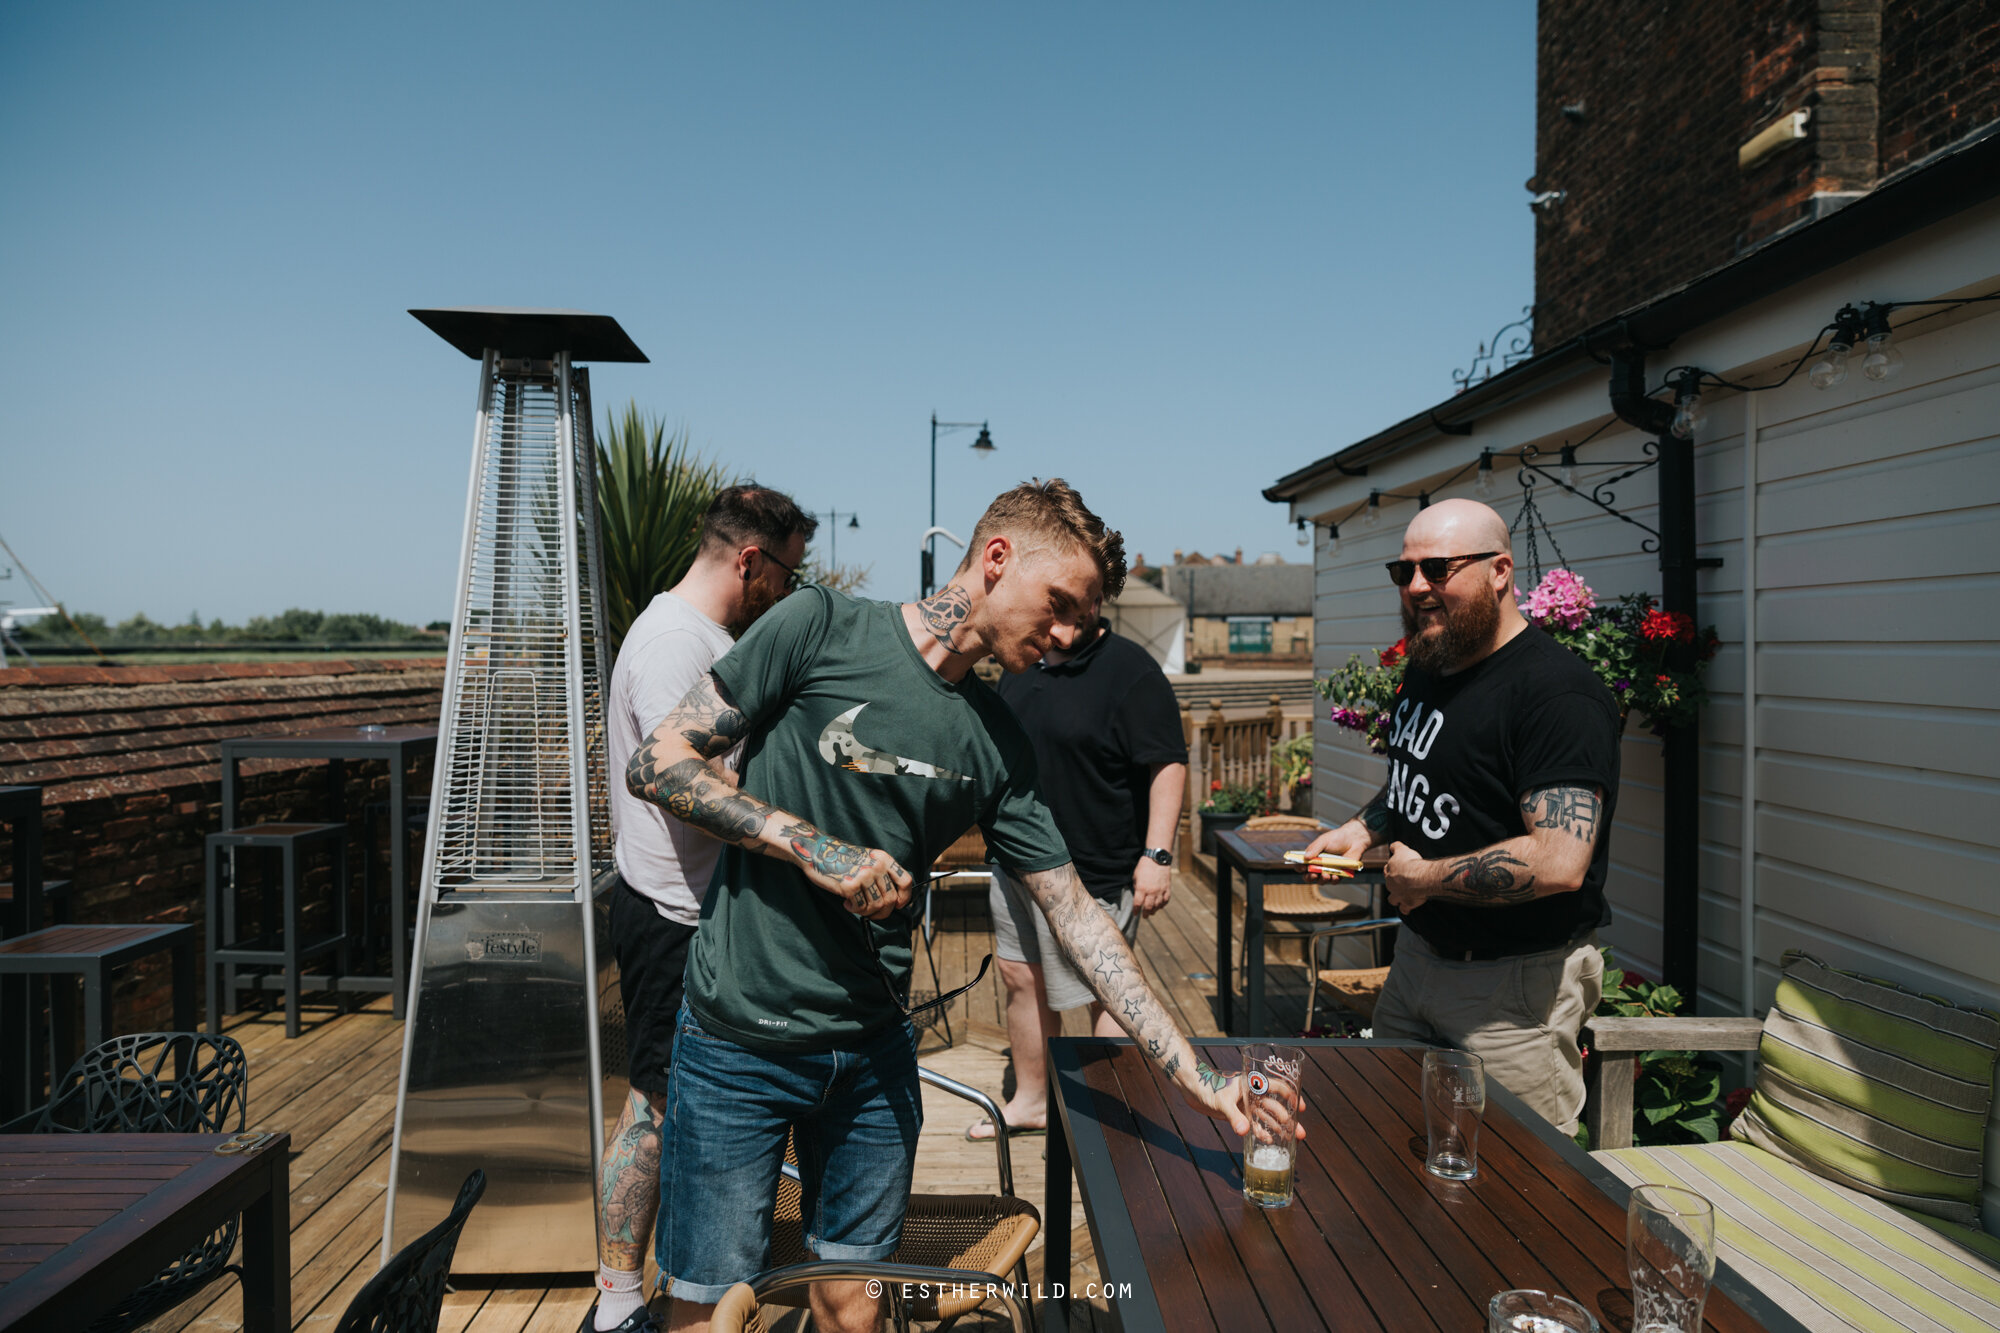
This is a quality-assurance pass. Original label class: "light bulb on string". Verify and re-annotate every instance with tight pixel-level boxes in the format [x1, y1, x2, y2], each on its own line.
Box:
[1296, 518, 1310, 546]
[1860, 303, 1903, 381]
[1670, 372, 1704, 440]
[1475, 449, 1494, 496]
[1810, 305, 1865, 389]
[1362, 491, 1381, 528]
[1559, 446, 1577, 489]
[1326, 522, 1340, 555]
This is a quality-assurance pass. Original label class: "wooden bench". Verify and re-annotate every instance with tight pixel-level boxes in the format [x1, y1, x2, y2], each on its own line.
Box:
[1585, 992, 2000, 1331]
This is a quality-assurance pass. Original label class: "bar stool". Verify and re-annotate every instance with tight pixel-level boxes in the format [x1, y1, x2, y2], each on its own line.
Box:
[359, 798, 427, 979]
[205, 822, 351, 1038]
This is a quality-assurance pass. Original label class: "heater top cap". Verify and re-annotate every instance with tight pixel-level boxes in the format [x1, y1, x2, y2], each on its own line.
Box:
[409, 307, 649, 363]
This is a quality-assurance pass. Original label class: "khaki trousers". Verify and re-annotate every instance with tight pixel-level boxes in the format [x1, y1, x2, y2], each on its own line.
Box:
[1371, 932, 1603, 1137]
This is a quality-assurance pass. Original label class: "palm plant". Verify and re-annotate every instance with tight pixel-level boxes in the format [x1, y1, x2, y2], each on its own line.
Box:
[595, 403, 735, 650]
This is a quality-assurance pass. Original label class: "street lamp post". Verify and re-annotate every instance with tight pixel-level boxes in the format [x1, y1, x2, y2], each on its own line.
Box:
[814, 510, 861, 571]
[925, 413, 995, 597]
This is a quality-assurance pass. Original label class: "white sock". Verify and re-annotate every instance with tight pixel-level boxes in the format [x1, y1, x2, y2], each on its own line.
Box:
[595, 1264, 645, 1330]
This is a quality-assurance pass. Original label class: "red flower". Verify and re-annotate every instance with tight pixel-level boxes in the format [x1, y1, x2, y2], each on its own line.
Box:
[1211, 779, 1223, 791]
[1641, 609, 1699, 643]
[1656, 674, 1673, 683]
[1378, 637, 1407, 668]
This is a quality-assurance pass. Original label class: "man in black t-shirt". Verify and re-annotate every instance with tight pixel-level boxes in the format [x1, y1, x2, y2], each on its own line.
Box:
[970, 618, 1189, 1141]
[1306, 499, 1618, 1135]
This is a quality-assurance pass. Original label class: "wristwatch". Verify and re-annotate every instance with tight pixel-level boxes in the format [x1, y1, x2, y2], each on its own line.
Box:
[1141, 847, 1173, 866]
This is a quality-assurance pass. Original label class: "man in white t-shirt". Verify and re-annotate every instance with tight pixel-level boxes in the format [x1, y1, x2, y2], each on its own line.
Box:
[589, 485, 816, 1333]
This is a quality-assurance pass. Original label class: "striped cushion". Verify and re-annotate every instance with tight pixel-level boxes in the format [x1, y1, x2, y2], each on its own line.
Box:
[1730, 951, 2000, 1227]
[1602, 1141, 2000, 1333]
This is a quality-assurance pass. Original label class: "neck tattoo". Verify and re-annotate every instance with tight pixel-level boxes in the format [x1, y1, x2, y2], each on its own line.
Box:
[918, 585, 971, 652]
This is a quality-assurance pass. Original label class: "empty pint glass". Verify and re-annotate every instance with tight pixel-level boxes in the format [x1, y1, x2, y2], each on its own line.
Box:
[1422, 1048, 1486, 1181]
[1240, 1043, 1303, 1208]
[1627, 1184, 1716, 1333]
[1487, 1289, 1599, 1333]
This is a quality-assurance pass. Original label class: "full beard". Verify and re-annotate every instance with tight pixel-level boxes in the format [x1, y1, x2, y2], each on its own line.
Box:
[1401, 589, 1501, 674]
[729, 578, 784, 636]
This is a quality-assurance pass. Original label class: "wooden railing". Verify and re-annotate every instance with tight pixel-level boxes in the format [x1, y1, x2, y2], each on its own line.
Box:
[1180, 695, 1314, 832]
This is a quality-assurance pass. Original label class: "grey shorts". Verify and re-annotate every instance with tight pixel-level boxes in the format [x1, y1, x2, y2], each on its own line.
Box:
[989, 867, 1138, 1012]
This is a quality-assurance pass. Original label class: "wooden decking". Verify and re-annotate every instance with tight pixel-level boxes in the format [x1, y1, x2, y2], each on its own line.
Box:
[144, 869, 1328, 1331]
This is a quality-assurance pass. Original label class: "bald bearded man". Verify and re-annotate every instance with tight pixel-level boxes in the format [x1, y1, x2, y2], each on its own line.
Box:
[1305, 500, 1619, 1135]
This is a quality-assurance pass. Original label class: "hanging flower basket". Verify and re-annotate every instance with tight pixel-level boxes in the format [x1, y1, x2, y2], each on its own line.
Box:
[1315, 569, 1720, 750]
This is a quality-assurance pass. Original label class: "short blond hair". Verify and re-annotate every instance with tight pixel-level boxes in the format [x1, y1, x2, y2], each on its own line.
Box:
[957, 479, 1127, 599]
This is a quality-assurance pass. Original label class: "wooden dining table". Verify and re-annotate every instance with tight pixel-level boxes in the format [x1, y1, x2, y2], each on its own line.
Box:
[0, 1131, 290, 1332]
[1042, 1037, 1804, 1333]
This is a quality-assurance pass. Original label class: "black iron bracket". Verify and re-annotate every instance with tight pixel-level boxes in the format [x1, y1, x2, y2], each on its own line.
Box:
[1515, 442, 1662, 553]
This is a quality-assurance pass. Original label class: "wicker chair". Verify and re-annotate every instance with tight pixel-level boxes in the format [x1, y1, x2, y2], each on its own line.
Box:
[1233, 815, 1373, 985]
[34, 1033, 249, 1333]
[333, 1169, 486, 1333]
[767, 1067, 1039, 1325]
[715, 1259, 1031, 1333]
[1302, 916, 1402, 1032]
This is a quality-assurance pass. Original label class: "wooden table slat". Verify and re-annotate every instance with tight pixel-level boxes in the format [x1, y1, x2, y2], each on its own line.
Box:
[1076, 1049, 1223, 1333]
[1109, 1046, 1374, 1333]
[1048, 1039, 1797, 1333]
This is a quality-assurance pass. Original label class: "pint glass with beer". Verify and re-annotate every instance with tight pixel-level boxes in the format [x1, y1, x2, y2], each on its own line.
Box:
[1240, 1043, 1304, 1208]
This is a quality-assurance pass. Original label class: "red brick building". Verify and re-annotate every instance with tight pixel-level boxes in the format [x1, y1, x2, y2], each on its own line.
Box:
[1532, 0, 2000, 346]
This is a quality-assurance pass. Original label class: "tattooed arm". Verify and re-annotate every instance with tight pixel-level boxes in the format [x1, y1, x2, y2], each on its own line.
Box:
[1381, 783, 1605, 912]
[1017, 862, 1260, 1136]
[626, 673, 915, 919]
[1302, 782, 1393, 862]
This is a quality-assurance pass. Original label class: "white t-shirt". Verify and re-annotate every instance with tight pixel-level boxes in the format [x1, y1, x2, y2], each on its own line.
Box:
[608, 591, 737, 924]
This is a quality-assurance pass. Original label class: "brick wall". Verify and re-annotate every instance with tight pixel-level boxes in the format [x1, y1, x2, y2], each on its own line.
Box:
[1879, 0, 2000, 173]
[0, 659, 444, 1040]
[1526, 0, 2000, 347]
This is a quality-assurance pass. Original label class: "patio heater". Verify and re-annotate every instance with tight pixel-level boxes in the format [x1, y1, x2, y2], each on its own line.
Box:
[384, 308, 645, 1274]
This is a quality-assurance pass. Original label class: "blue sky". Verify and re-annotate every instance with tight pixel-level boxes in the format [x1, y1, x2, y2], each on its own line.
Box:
[0, 2, 1534, 624]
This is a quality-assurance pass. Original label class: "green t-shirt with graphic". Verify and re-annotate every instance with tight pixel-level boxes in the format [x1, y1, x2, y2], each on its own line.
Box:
[686, 587, 1071, 1052]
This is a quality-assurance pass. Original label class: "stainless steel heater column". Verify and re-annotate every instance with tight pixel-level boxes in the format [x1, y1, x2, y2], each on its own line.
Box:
[386, 307, 646, 1274]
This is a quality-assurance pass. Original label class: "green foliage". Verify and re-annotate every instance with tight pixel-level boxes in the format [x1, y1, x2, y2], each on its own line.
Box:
[17, 607, 420, 645]
[1272, 733, 1314, 789]
[1592, 948, 1725, 1147]
[594, 402, 735, 651]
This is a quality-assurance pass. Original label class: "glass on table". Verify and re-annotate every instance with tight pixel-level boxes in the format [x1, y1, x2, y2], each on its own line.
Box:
[1488, 1289, 1599, 1333]
[1421, 1048, 1486, 1180]
[1240, 1043, 1304, 1209]
[1627, 1183, 1716, 1333]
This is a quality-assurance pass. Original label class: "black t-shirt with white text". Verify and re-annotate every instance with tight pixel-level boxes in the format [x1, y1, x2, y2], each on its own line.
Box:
[1384, 625, 1620, 956]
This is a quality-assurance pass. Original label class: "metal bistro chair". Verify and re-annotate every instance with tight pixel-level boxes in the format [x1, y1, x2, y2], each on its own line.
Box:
[334, 1168, 487, 1333]
[914, 827, 996, 1049]
[1302, 915, 1402, 1033]
[715, 1260, 1031, 1333]
[33, 1032, 250, 1333]
[769, 1068, 1039, 1328]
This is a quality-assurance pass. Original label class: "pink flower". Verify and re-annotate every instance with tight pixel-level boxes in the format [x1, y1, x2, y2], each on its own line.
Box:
[1520, 568, 1596, 631]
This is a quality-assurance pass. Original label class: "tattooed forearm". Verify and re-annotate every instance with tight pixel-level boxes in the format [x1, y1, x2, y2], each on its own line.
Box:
[631, 755, 773, 844]
[1356, 784, 1394, 835]
[918, 585, 972, 652]
[1193, 1061, 1229, 1091]
[1021, 862, 1203, 1085]
[1437, 849, 1538, 904]
[1521, 785, 1602, 844]
[781, 818, 871, 879]
[669, 675, 753, 759]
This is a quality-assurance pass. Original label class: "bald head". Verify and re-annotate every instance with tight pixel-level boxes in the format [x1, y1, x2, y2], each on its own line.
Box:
[1402, 498, 1510, 558]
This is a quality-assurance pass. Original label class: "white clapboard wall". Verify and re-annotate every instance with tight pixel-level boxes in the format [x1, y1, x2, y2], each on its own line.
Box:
[1299, 299, 2000, 1225]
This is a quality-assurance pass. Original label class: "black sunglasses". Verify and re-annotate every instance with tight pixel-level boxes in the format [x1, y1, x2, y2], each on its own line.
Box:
[755, 547, 806, 592]
[1385, 552, 1500, 587]
[858, 905, 992, 1023]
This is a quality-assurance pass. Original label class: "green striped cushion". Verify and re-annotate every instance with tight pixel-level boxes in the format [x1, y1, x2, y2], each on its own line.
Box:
[1732, 951, 2000, 1227]
[1602, 1141, 2000, 1333]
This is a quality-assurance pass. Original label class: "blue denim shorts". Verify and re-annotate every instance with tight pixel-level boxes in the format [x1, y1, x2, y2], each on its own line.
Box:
[659, 1003, 923, 1303]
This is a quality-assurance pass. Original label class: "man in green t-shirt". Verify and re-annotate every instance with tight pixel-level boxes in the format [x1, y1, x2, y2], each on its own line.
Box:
[628, 480, 1262, 1333]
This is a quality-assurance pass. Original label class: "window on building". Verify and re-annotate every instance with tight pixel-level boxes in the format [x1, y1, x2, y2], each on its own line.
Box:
[1227, 617, 1273, 653]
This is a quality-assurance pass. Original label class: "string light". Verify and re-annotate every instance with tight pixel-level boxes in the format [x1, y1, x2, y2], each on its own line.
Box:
[1860, 303, 1903, 382]
[1296, 517, 1310, 546]
[1294, 288, 1997, 535]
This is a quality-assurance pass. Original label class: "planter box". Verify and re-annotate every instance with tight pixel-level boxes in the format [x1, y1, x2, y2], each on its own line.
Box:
[1199, 810, 1254, 855]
